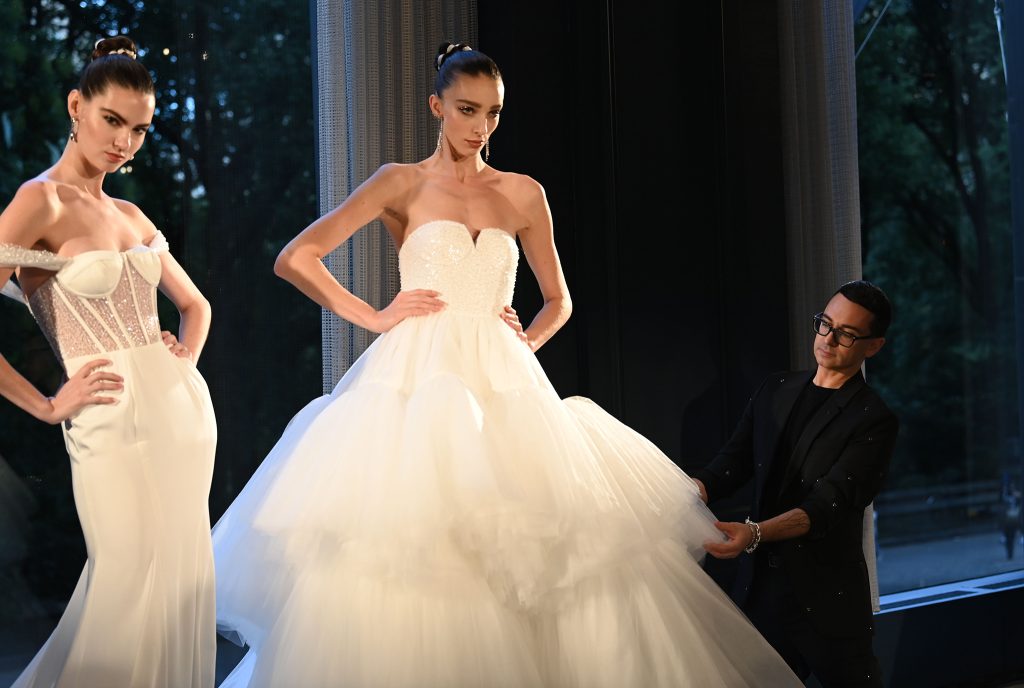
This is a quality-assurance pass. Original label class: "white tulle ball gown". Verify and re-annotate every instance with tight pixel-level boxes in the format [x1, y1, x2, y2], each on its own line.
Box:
[213, 219, 799, 687]
[1, 233, 217, 687]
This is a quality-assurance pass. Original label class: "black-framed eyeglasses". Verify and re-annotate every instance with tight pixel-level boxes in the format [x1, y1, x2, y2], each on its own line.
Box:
[812, 313, 878, 348]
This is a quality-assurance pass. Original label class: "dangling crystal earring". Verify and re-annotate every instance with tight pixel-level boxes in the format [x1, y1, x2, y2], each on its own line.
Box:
[485, 137, 490, 162]
[69, 117, 79, 143]
[435, 118, 444, 155]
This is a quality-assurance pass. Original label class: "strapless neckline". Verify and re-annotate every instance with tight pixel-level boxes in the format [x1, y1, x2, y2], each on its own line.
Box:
[400, 220, 515, 259]
[397, 218, 519, 318]
[0, 230, 168, 266]
[57, 245, 157, 260]
[0, 231, 169, 302]
[15, 243, 160, 265]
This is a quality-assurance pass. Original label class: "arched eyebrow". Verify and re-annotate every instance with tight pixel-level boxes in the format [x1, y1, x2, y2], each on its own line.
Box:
[100, 107, 152, 129]
[455, 98, 501, 110]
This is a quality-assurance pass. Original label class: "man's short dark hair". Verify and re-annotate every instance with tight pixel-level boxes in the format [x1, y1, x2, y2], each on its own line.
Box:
[834, 280, 892, 337]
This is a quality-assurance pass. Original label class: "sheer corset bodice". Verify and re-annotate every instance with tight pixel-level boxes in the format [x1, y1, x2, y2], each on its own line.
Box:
[0, 232, 168, 362]
[399, 220, 518, 317]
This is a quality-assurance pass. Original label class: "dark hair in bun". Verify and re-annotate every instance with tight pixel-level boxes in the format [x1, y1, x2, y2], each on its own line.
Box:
[79, 36, 154, 99]
[434, 42, 501, 96]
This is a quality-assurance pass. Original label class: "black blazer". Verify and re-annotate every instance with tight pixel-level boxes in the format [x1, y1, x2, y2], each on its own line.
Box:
[692, 370, 898, 639]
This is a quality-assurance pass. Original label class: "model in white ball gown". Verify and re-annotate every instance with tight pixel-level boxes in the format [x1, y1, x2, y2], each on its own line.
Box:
[213, 43, 800, 688]
[0, 37, 216, 688]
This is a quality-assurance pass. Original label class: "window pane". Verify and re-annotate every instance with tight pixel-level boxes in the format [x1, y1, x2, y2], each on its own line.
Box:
[855, 0, 1023, 594]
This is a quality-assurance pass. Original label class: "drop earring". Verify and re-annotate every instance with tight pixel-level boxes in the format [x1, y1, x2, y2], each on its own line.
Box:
[69, 117, 79, 143]
[435, 118, 444, 155]
[485, 137, 490, 162]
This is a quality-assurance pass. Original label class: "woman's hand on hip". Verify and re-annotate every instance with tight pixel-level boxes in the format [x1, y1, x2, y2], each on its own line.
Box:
[367, 290, 446, 333]
[41, 359, 123, 424]
[162, 330, 192, 361]
[500, 306, 529, 346]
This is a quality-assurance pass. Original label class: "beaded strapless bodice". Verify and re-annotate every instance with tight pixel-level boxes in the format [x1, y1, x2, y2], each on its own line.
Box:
[0, 233, 168, 362]
[399, 220, 518, 317]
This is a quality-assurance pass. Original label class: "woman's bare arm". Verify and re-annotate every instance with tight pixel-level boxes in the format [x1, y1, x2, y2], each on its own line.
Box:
[0, 182, 122, 421]
[275, 164, 444, 332]
[516, 177, 572, 352]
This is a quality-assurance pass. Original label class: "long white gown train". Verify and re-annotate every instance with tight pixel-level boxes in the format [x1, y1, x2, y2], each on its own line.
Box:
[213, 220, 799, 687]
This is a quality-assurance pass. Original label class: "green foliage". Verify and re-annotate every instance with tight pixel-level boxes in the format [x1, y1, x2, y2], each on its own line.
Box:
[856, 0, 1016, 498]
[0, 1, 72, 196]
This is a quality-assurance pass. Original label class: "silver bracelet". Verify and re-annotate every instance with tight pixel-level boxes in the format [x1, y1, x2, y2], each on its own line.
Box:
[743, 517, 761, 553]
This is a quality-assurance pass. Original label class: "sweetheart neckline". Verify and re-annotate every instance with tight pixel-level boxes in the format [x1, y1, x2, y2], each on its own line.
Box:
[399, 220, 515, 259]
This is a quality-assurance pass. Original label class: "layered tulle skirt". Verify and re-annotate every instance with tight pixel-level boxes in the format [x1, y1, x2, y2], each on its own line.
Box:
[213, 311, 799, 687]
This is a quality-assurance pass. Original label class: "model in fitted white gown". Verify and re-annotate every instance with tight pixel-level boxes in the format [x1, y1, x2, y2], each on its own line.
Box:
[213, 219, 800, 687]
[1, 233, 217, 688]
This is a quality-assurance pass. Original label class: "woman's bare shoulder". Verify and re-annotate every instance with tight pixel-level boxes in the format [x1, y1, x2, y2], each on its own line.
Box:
[493, 170, 545, 200]
[10, 178, 63, 214]
[370, 162, 423, 186]
[0, 179, 63, 246]
[110, 197, 159, 243]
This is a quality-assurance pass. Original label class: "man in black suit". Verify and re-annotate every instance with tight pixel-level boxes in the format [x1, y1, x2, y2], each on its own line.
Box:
[692, 280, 897, 688]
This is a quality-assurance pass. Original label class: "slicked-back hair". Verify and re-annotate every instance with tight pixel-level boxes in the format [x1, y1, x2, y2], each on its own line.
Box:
[834, 280, 893, 337]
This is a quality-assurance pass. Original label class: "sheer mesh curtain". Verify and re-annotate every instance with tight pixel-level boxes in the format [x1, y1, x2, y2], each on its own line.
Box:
[777, 0, 879, 610]
[313, 0, 477, 391]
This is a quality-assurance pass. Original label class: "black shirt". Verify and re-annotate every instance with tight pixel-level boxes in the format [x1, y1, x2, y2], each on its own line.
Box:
[761, 381, 837, 518]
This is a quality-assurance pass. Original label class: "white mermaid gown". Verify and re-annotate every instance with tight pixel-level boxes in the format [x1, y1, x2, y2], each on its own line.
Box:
[213, 219, 800, 687]
[1, 234, 217, 688]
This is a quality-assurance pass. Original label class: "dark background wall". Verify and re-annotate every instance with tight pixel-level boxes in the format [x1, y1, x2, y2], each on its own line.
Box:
[478, 4, 1024, 686]
[478, 0, 789, 474]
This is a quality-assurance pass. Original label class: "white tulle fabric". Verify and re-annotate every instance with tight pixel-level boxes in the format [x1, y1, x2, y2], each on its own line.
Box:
[4, 234, 217, 688]
[214, 220, 800, 687]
